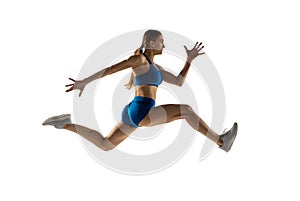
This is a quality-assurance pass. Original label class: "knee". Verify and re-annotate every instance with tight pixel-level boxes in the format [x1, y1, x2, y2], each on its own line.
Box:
[101, 146, 114, 151]
[97, 139, 116, 151]
[100, 144, 115, 151]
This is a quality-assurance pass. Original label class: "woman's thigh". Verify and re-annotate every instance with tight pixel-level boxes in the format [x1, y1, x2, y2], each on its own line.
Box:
[138, 104, 191, 127]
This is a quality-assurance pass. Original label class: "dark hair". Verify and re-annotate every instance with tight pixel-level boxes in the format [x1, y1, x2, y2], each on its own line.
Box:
[125, 30, 162, 89]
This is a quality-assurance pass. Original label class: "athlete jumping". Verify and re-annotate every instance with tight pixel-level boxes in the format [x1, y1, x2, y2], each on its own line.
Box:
[42, 30, 238, 152]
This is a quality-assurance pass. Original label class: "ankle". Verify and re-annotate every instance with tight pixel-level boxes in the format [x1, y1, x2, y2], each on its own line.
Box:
[63, 123, 72, 129]
[217, 137, 223, 147]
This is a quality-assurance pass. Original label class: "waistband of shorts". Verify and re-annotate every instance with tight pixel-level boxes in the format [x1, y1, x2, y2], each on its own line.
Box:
[133, 96, 155, 102]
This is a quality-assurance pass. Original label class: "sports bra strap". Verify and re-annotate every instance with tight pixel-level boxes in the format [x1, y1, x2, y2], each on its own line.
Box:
[142, 53, 153, 64]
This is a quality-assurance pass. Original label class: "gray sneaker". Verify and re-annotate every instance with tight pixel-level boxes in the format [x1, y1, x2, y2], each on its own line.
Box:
[42, 114, 72, 129]
[220, 123, 238, 152]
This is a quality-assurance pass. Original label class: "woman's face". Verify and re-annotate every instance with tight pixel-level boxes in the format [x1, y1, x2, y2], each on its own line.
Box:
[150, 35, 165, 54]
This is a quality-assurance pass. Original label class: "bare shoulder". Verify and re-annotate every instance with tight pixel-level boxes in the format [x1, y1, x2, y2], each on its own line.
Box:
[154, 63, 165, 71]
[129, 54, 147, 68]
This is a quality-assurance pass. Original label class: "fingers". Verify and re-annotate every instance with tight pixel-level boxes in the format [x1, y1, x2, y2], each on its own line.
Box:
[195, 42, 204, 55]
[188, 42, 204, 51]
[198, 45, 204, 51]
[197, 46, 204, 54]
[196, 42, 202, 49]
[65, 77, 84, 97]
[66, 78, 75, 92]
[65, 86, 74, 92]
[65, 85, 84, 97]
[193, 42, 199, 49]
[66, 78, 76, 88]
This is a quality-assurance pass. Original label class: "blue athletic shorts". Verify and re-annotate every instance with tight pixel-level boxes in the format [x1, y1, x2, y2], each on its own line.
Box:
[122, 96, 155, 127]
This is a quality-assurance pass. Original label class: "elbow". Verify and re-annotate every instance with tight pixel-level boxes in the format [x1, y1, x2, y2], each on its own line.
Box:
[177, 77, 184, 86]
[103, 67, 113, 77]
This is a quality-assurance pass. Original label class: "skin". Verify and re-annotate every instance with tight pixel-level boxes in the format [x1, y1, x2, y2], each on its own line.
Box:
[65, 35, 223, 151]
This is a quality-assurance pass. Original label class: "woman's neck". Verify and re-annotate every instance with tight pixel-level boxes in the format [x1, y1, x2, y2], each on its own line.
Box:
[143, 49, 155, 62]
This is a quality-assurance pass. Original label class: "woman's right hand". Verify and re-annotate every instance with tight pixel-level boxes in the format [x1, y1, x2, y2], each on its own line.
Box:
[65, 78, 86, 97]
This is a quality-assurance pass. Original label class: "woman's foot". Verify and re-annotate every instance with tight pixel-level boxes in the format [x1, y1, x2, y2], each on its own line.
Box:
[42, 114, 72, 129]
[219, 122, 238, 152]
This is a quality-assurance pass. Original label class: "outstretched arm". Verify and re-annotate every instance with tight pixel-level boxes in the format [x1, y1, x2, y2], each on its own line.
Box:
[158, 42, 205, 86]
[65, 55, 141, 96]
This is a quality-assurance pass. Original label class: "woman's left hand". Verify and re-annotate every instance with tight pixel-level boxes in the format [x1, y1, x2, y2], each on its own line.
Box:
[184, 42, 205, 62]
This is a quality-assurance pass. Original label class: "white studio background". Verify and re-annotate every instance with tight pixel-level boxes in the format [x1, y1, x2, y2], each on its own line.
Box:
[0, 0, 299, 200]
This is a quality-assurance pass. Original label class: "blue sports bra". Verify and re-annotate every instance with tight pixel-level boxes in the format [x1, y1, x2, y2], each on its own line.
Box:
[133, 53, 163, 87]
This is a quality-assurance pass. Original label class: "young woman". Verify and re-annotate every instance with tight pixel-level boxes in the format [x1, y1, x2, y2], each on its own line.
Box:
[43, 30, 238, 152]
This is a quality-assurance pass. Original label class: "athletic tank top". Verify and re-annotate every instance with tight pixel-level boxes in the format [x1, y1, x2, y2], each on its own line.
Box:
[133, 53, 163, 87]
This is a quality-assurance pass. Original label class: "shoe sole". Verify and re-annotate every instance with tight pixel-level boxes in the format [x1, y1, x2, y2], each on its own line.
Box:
[42, 114, 71, 125]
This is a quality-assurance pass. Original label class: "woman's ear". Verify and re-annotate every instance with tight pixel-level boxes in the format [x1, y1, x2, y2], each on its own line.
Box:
[149, 40, 155, 49]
